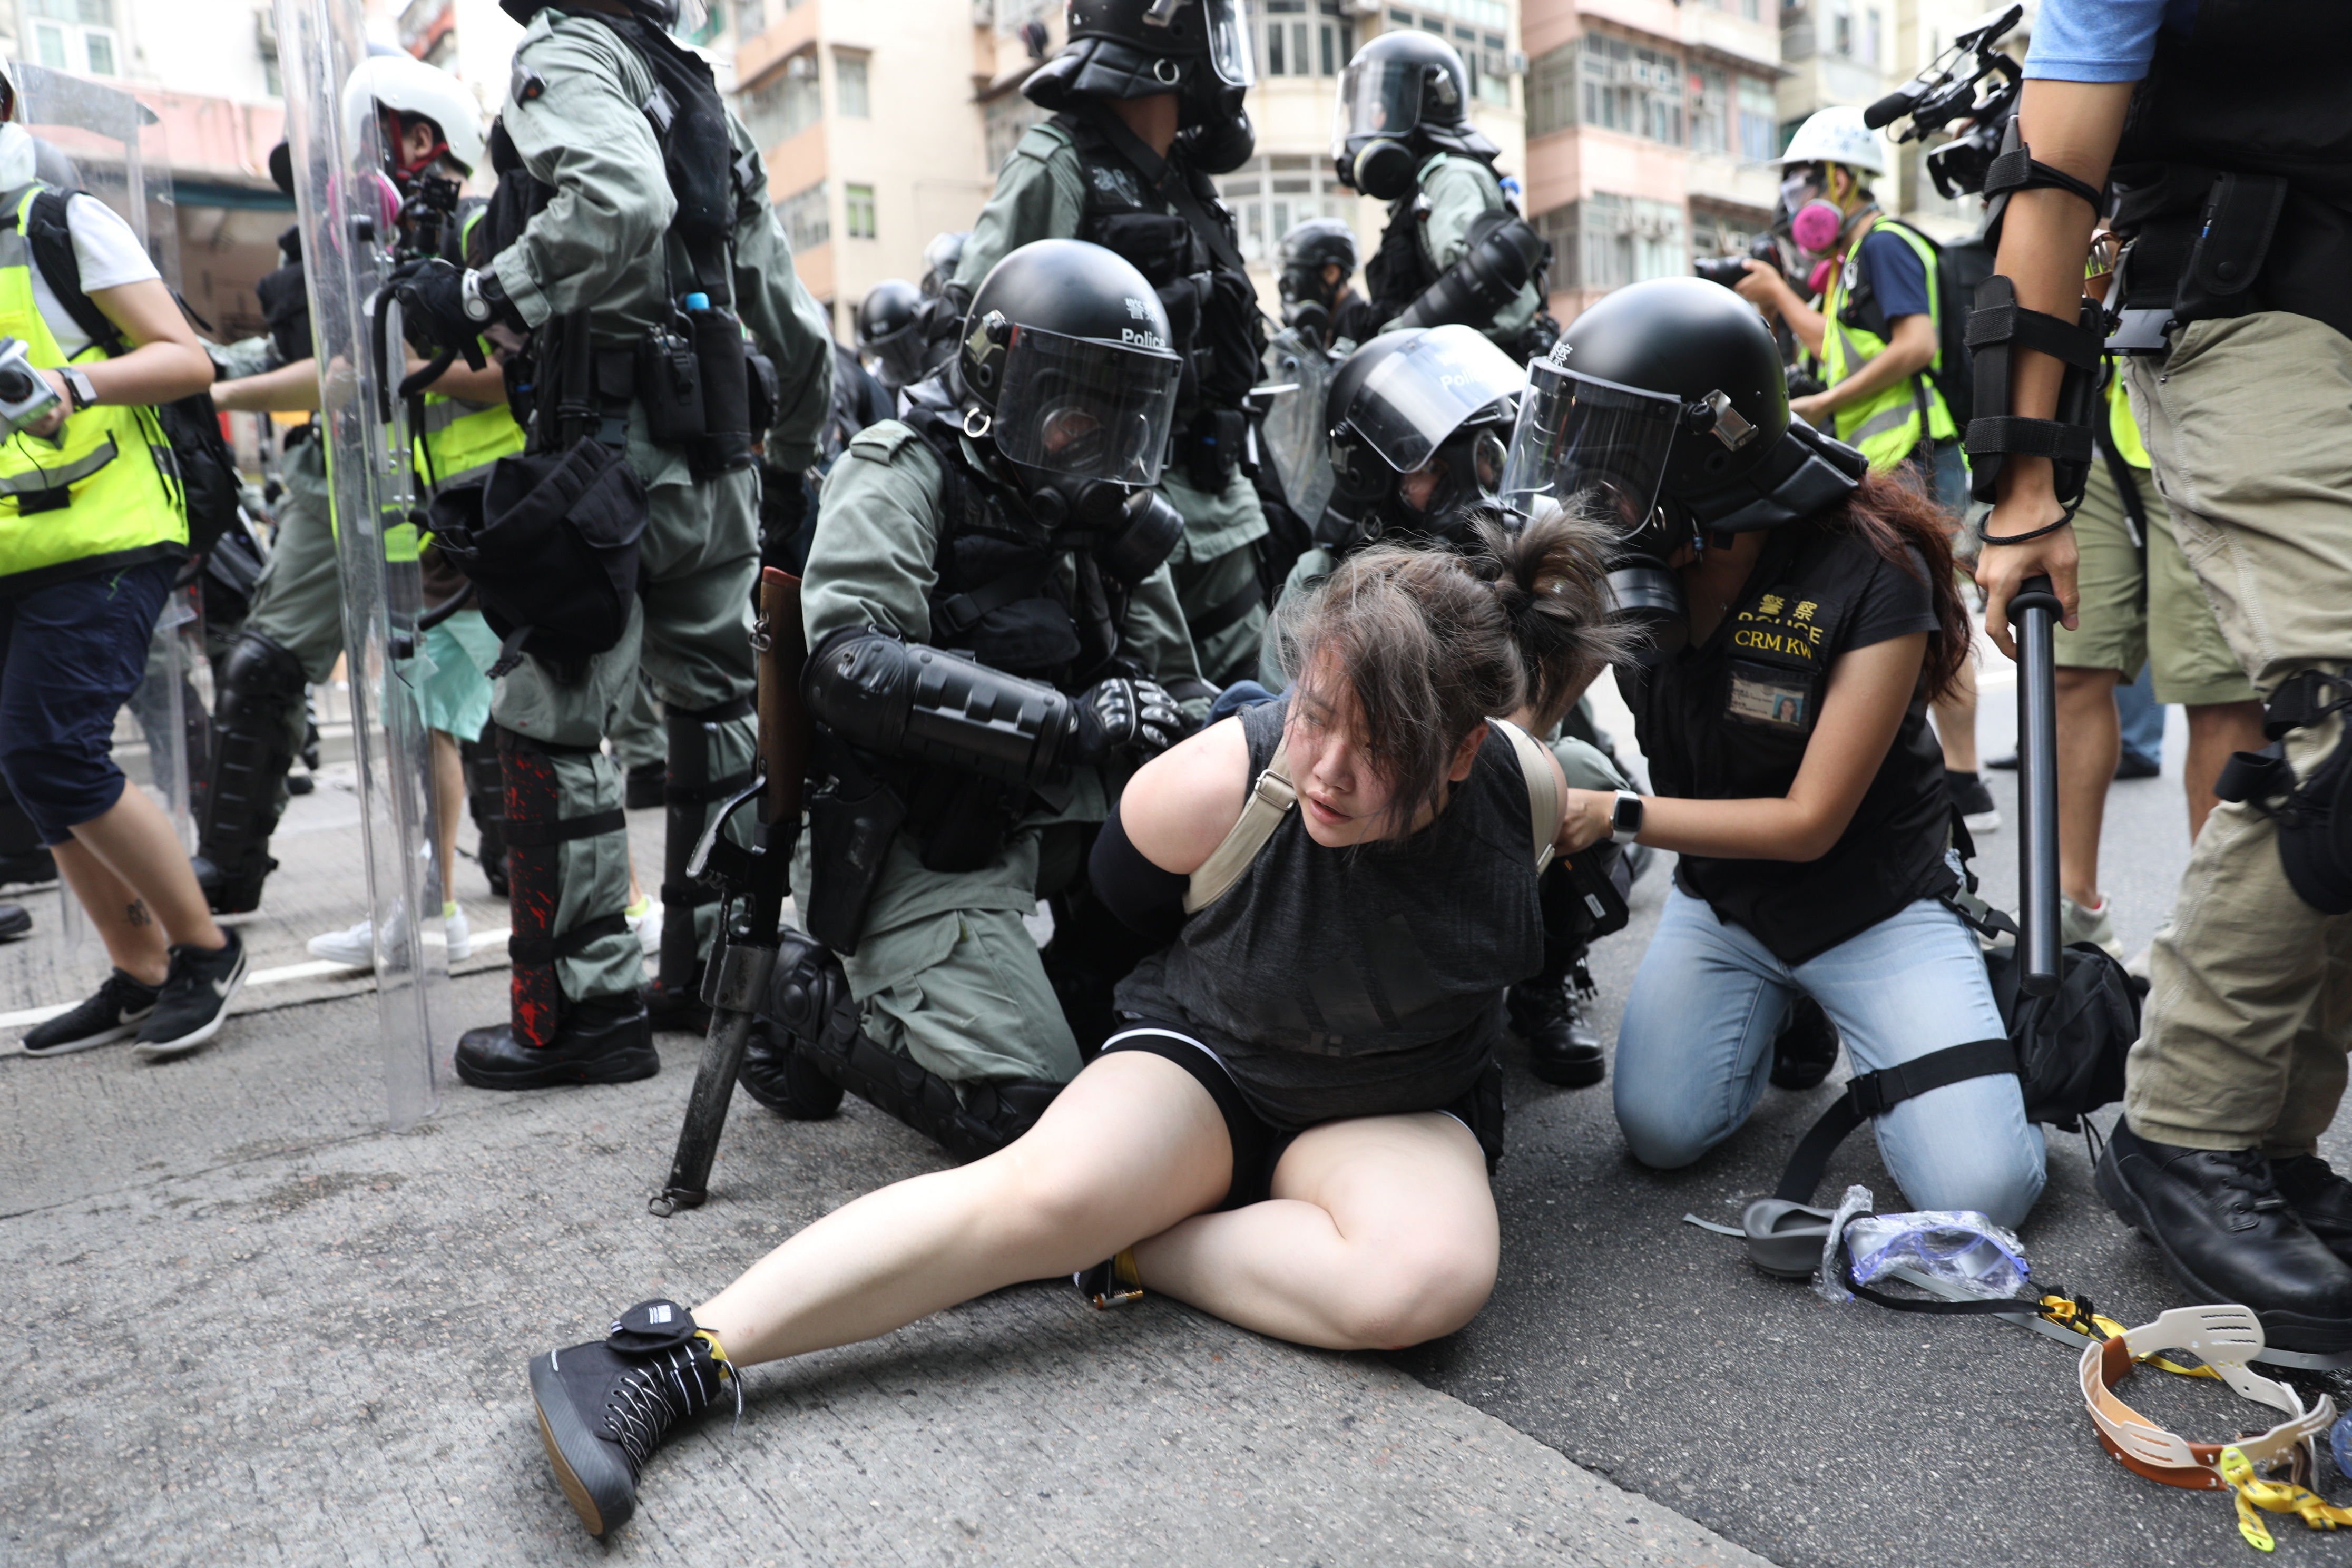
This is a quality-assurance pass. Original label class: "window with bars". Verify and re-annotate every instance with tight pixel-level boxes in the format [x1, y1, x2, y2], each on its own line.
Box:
[1220, 156, 1356, 264]
[836, 52, 870, 117]
[1263, 1, 1354, 77]
[775, 181, 829, 252]
[741, 51, 821, 147]
[1382, 7, 1511, 102]
[1580, 33, 1683, 145]
[1536, 192, 1687, 291]
[1527, 42, 1575, 139]
[1737, 76, 1777, 162]
[29, 0, 117, 77]
[1687, 62, 1729, 155]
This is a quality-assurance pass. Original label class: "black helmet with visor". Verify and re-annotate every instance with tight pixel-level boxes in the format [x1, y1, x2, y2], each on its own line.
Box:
[1322, 324, 1525, 552]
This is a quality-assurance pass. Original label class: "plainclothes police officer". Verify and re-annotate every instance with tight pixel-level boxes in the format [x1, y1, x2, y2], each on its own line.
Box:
[739, 239, 1208, 1161]
[0, 55, 249, 1063]
[949, 0, 1269, 692]
[1333, 31, 1556, 358]
[1275, 214, 1375, 351]
[1257, 323, 1629, 1085]
[1970, 2, 2352, 1353]
[1523, 279, 2043, 1226]
[390, 0, 833, 1089]
[1736, 104, 1995, 833]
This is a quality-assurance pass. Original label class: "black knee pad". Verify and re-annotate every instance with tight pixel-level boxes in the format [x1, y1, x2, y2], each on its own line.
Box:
[196, 630, 308, 909]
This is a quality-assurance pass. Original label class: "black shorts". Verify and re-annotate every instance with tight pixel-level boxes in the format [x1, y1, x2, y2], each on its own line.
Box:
[1099, 1022, 1504, 1210]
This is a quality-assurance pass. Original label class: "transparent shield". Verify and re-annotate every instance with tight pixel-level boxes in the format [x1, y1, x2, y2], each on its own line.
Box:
[1203, 0, 1256, 88]
[1501, 358, 1684, 535]
[1260, 327, 1335, 525]
[1340, 324, 1525, 476]
[990, 326, 1183, 484]
[277, 0, 451, 1129]
[12, 64, 179, 289]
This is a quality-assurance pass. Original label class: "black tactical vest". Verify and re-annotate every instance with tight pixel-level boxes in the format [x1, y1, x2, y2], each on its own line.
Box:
[1619, 523, 1957, 964]
[1363, 190, 1438, 326]
[1052, 111, 1265, 428]
[2111, 0, 2352, 340]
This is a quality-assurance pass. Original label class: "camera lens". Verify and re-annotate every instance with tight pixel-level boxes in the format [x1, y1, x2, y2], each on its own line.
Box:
[0, 368, 35, 401]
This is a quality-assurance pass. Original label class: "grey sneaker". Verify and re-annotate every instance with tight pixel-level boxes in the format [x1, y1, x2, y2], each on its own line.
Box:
[22, 969, 160, 1056]
[2062, 895, 2125, 960]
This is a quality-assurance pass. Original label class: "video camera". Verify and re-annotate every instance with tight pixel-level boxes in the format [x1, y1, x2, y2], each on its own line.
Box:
[395, 171, 464, 264]
[1863, 3, 2023, 201]
[0, 336, 61, 435]
[1694, 233, 1780, 292]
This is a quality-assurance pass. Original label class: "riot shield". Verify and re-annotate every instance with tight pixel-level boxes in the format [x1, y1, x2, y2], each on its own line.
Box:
[1259, 327, 1337, 527]
[9, 67, 205, 853]
[276, 0, 452, 1128]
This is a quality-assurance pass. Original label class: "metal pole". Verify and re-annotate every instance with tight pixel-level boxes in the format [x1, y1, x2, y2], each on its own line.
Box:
[2009, 573, 2063, 994]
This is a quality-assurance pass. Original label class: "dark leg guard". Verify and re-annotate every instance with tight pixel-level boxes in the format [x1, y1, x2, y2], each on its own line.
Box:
[645, 697, 756, 1034]
[757, 929, 1061, 1161]
[460, 728, 510, 898]
[0, 772, 55, 887]
[192, 630, 306, 913]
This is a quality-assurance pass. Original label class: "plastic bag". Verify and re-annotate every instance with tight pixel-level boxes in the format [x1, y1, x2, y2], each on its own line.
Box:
[1811, 1184, 1876, 1304]
[1844, 1209, 2029, 1300]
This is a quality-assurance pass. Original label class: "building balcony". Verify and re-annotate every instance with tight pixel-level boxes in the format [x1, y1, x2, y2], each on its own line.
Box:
[1683, 151, 1775, 213]
[1680, 5, 1779, 71]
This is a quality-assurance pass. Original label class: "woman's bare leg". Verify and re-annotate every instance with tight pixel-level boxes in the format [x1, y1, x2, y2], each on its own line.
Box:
[1131, 1111, 1498, 1350]
[695, 1051, 1231, 1366]
[429, 731, 463, 900]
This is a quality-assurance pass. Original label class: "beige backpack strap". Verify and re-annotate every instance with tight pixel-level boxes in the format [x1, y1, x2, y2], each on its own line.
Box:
[1183, 740, 1299, 914]
[1492, 719, 1561, 873]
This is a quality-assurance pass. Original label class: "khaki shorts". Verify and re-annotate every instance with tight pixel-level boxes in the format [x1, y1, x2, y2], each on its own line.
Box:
[2053, 456, 2257, 707]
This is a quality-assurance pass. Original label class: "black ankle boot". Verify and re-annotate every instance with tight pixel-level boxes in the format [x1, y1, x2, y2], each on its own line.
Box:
[1770, 995, 1841, 1091]
[528, 1299, 740, 1537]
[1507, 962, 1604, 1088]
[2272, 1153, 2352, 1263]
[642, 967, 711, 1035]
[2096, 1121, 2352, 1351]
[455, 994, 658, 1090]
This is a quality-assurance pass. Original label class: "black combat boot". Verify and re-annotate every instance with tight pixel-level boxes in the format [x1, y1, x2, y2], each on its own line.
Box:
[2272, 1153, 2352, 1265]
[455, 994, 658, 1090]
[1507, 959, 1605, 1088]
[2096, 1120, 2352, 1352]
[1769, 995, 1841, 1091]
[527, 1299, 740, 1537]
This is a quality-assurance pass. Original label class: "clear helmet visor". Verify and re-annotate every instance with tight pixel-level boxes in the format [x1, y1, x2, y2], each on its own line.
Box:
[1201, 0, 1256, 87]
[990, 325, 1183, 486]
[1332, 54, 1425, 154]
[1341, 323, 1527, 475]
[1500, 359, 1685, 536]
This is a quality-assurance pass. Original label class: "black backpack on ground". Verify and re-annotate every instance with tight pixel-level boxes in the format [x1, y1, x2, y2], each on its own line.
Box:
[21, 188, 244, 560]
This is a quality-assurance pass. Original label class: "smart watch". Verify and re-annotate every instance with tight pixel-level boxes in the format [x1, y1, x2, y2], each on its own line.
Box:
[58, 365, 95, 413]
[1609, 790, 1644, 844]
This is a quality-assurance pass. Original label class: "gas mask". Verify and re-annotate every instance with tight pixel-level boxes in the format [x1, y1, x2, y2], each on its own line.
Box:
[1016, 469, 1186, 586]
[1338, 136, 1417, 202]
[1179, 87, 1256, 176]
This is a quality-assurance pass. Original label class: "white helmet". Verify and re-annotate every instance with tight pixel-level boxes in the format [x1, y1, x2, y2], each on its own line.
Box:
[0, 57, 19, 124]
[1770, 105, 1886, 175]
[341, 54, 485, 175]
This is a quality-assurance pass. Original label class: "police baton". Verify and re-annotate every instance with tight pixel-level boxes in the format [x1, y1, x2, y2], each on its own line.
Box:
[2006, 573, 2063, 995]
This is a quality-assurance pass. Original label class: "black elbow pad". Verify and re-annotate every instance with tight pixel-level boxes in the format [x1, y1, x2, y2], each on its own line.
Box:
[805, 626, 1075, 786]
[1392, 212, 1545, 333]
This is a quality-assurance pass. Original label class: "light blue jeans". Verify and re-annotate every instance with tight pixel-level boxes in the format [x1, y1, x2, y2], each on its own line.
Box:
[1613, 888, 2046, 1228]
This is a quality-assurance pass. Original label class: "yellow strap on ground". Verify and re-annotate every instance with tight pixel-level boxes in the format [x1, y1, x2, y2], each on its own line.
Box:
[2035, 1297, 2219, 1378]
[2219, 1445, 2352, 1552]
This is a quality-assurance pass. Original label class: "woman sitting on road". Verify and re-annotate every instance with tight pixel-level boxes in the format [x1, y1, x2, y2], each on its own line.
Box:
[1520, 277, 2043, 1226]
[523, 512, 1619, 1538]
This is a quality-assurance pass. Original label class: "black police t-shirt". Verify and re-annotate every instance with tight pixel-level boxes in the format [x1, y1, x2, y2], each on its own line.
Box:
[1620, 520, 1956, 964]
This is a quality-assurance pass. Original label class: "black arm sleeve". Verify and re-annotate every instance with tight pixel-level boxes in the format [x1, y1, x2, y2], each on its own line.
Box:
[1089, 797, 1191, 945]
[805, 625, 1076, 786]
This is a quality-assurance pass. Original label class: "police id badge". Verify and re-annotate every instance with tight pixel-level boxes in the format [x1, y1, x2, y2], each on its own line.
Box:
[1726, 659, 1814, 731]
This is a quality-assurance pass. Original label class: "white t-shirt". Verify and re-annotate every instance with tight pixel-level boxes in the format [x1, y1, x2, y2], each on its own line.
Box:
[31, 193, 161, 359]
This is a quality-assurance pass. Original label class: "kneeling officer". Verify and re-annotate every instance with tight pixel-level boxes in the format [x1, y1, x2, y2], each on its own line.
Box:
[745, 240, 1209, 1160]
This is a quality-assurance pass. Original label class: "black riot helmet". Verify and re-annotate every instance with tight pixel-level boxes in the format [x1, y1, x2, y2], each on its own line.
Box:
[502, 0, 685, 22]
[1278, 217, 1357, 308]
[1500, 276, 1865, 660]
[1024, 0, 1256, 106]
[955, 239, 1189, 582]
[856, 279, 927, 391]
[920, 231, 970, 299]
[1332, 30, 1496, 200]
[1321, 324, 1525, 553]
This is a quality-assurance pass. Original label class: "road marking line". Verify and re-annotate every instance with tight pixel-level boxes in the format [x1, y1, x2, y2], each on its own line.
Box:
[0, 928, 514, 1030]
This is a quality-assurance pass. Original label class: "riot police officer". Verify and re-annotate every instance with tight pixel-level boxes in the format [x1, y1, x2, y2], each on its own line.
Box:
[1257, 324, 1628, 1085]
[1276, 214, 1377, 351]
[739, 239, 1208, 1161]
[948, 0, 1269, 692]
[854, 278, 925, 398]
[390, 0, 833, 1087]
[1334, 31, 1556, 358]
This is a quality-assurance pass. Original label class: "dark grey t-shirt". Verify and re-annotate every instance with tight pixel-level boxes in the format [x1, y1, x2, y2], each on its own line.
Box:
[1113, 695, 1546, 1126]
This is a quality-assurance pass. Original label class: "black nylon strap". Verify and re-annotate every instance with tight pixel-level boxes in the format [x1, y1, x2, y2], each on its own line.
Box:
[2262, 669, 2352, 739]
[1965, 302, 2103, 368]
[1981, 147, 2104, 213]
[2214, 744, 2289, 805]
[675, 694, 755, 725]
[662, 767, 755, 807]
[507, 911, 631, 968]
[932, 556, 1054, 639]
[1965, 415, 2096, 465]
[502, 807, 627, 848]
[1184, 581, 1265, 643]
[1774, 1037, 2018, 1204]
[660, 877, 721, 910]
